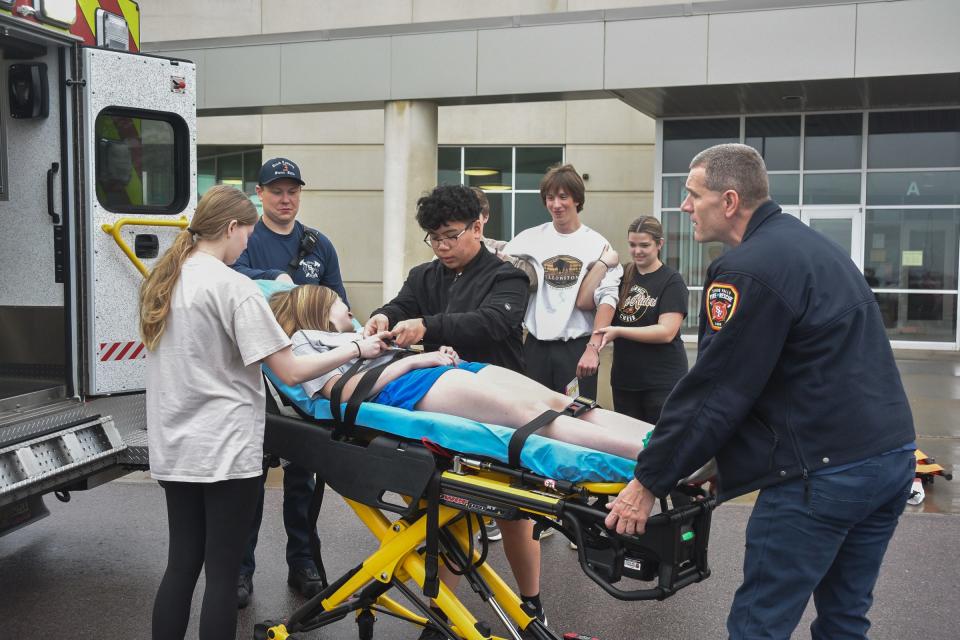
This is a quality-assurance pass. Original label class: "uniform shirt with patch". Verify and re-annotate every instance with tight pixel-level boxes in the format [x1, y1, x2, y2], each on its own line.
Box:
[611, 263, 689, 391]
[146, 252, 291, 482]
[233, 219, 349, 305]
[504, 223, 622, 340]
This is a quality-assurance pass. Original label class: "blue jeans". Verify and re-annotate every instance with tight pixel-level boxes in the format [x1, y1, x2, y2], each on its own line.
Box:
[239, 461, 317, 577]
[727, 449, 915, 640]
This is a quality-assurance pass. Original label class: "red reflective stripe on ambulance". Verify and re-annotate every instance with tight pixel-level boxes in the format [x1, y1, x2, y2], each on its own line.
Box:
[99, 341, 147, 361]
[100, 342, 120, 361]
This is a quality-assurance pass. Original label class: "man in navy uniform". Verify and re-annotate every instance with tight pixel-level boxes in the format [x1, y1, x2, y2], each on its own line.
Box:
[606, 143, 915, 639]
[232, 157, 347, 606]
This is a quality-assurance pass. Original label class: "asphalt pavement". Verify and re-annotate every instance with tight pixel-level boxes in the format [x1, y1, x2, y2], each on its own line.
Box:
[1, 349, 958, 639]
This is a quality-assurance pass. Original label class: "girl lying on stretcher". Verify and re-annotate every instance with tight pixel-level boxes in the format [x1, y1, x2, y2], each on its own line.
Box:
[268, 284, 655, 461]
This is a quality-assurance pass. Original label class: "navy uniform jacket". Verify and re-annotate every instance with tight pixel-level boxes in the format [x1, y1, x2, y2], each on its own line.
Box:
[635, 201, 915, 501]
[372, 247, 529, 373]
[233, 219, 349, 305]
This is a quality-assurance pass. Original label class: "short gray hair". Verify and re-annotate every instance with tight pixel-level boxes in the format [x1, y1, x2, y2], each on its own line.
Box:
[690, 143, 770, 209]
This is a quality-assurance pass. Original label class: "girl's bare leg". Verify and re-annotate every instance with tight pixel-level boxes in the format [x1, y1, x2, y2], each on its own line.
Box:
[420, 368, 649, 459]
[496, 518, 540, 597]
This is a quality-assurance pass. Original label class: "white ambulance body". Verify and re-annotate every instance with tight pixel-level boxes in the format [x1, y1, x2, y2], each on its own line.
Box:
[0, 1, 195, 535]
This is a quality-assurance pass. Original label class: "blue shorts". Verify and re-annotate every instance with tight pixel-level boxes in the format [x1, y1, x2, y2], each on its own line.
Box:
[373, 361, 487, 411]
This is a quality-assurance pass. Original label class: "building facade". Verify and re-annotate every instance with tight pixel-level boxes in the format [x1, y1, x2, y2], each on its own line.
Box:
[141, 0, 960, 350]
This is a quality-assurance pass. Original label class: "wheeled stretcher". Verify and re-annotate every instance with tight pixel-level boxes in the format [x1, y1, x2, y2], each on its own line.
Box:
[254, 371, 715, 640]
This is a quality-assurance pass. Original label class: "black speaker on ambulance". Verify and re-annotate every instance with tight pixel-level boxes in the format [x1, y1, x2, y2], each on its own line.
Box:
[9, 63, 49, 119]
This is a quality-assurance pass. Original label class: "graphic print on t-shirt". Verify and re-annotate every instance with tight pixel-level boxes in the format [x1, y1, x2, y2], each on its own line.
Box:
[618, 284, 658, 324]
[301, 259, 321, 279]
[542, 255, 583, 289]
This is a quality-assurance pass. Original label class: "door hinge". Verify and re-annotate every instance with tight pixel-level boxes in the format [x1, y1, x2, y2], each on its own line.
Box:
[65, 78, 86, 87]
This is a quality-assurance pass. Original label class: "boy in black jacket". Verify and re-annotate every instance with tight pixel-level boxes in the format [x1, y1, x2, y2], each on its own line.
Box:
[363, 185, 552, 635]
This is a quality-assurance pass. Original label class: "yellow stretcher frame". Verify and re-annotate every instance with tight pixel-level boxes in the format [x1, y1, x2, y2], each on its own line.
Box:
[101, 216, 189, 277]
[256, 411, 715, 640]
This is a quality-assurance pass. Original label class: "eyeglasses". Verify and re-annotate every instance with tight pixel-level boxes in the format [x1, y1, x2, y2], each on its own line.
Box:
[423, 226, 470, 248]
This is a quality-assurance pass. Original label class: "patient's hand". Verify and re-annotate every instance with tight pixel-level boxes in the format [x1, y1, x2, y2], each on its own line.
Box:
[275, 273, 294, 285]
[408, 351, 457, 369]
[363, 313, 390, 337]
[438, 345, 460, 363]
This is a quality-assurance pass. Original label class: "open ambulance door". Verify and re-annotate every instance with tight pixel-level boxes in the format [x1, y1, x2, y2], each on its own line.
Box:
[81, 48, 196, 395]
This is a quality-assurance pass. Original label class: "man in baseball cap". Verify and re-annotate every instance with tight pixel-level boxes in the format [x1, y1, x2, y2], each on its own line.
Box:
[232, 157, 348, 607]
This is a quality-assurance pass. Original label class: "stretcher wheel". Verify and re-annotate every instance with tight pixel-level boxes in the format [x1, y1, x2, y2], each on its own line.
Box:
[356, 609, 375, 640]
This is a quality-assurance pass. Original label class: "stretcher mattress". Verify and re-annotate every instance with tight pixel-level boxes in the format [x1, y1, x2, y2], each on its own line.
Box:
[257, 279, 638, 482]
[265, 369, 636, 483]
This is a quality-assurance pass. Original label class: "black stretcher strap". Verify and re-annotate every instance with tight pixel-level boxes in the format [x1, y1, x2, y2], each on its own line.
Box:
[507, 397, 600, 468]
[508, 409, 561, 468]
[423, 472, 441, 598]
[329, 358, 365, 425]
[307, 476, 329, 589]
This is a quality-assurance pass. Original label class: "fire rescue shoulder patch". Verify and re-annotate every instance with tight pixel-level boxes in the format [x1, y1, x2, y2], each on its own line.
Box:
[706, 282, 739, 331]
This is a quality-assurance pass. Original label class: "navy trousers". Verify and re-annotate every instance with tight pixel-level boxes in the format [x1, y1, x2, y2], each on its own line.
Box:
[727, 449, 915, 640]
[240, 462, 317, 577]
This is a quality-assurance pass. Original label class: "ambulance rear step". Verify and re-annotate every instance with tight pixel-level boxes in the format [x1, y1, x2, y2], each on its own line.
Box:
[0, 415, 126, 507]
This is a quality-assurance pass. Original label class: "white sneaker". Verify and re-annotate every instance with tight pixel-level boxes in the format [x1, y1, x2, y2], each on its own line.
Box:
[483, 519, 502, 541]
[538, 526, 555, 540]
[907, 477, 925, 505]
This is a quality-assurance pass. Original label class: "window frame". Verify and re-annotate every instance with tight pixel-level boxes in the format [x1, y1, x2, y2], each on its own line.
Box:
[94, 106, 190, 215]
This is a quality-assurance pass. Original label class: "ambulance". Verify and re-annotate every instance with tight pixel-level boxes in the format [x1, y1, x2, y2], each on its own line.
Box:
[0, 1, 196, 535]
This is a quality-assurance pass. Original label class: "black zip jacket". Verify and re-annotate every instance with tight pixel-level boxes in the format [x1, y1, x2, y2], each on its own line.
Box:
[371, 247, 529, 372]
[635, 201, 915, 501]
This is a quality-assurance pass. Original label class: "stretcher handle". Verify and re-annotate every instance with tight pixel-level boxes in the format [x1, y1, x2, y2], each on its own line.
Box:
[564, 513, 666, 601]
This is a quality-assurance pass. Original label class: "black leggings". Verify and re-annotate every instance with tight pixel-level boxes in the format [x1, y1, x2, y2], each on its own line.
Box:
[612, 387, 673, 425]
[153, 476, 261, 640]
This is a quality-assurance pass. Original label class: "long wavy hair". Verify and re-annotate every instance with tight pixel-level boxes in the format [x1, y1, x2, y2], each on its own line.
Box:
[269, 285, 339, 337]
[139, 185, 258, 350]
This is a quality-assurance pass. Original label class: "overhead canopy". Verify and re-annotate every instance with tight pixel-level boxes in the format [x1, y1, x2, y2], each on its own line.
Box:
[142, 0, 960, 118]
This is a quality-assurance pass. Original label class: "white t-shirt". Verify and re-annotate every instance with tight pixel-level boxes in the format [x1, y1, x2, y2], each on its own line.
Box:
[146, 252, 291, 482]
[504, 223, 622, 341]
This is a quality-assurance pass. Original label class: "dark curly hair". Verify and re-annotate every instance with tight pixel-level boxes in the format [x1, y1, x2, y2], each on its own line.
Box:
[415, 185, 481, 231]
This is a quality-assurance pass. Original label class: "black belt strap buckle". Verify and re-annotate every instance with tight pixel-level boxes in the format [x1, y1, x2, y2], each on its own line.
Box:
[565, 396, 599, 418]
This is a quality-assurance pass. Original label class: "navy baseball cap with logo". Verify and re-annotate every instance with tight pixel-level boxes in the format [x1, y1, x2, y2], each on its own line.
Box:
[258, 157, 305, 186]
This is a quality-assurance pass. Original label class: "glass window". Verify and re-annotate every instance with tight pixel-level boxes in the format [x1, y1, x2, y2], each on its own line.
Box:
[197, 157, 216, 196]
[464, 147, 512, 191]
[662, 118, 740, 173]
[514, 192, 551, 234]
[769, 173, 800, 205]
[662, 210, 724, 289]
[874, 293, 957, 342]
[95, 109, 188, 213]
[802, 173, 861, 205]
[243, 149, 260, 194]
[866, 170, 960, 206]
[868, 109, 960, 169]
[662, 176, 688, 208]
[438, 146, 460, 186]
[516, 147, 563, 190]
[746, 116, 800, 171]
[864, 209, 960, 290]
[439, 146, 562, 239]
[482, 191, 510, 241]
[804, 113, 862, 170]
[809, 218, 853, 256]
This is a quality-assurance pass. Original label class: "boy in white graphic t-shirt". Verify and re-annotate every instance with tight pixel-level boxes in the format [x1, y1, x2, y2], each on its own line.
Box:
[504, 164, 622, 400]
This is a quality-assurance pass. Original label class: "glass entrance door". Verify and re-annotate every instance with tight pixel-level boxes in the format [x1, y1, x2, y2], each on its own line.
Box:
[801, 209, 863, 270]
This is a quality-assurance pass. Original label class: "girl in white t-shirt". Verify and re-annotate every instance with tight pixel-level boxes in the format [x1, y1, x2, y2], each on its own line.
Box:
[140, 185, 389, 640]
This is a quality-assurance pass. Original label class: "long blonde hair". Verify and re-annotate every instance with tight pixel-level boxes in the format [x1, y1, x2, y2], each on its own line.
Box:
[269, 285, 340, 336]
[139, 185, 258, 350]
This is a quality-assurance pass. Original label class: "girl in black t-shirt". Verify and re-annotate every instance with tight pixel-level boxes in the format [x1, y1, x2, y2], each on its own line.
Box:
[595, 216, 689, 424]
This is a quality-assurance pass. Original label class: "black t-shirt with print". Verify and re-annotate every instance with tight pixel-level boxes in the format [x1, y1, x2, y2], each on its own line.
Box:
[611, 263, 689, 391]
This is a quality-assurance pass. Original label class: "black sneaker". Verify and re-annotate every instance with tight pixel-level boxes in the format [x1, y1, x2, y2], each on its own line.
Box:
[417, 624, 451, 640]
[287, 565, 324, 598]
[237, 573, 253, 609]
